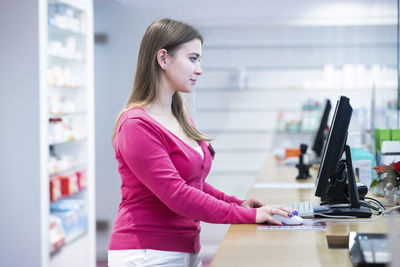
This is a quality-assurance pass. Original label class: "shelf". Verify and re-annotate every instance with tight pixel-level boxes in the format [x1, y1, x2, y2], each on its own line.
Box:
[196, 107, 299, 112]
[48, 84, 84, 89]
[201, 65, 397, 72]
[202, 129, 275, 134]
[210, 170, 259, 176]
[275, 131, 314, 135]
[49, 0, 88, 11]
[50, 188, 87, 203]
[200, 128, 315, 135]
[50, 230, 88, 256]
[204, 42, 396, 50]
[195, 86, 396, 92]
[49, 138, 87, 146]
[48, 54, 85, 62]
[48, 24, 85, 37]
[216, 148, 270, 153]
[49, 164, 87, 177]
[49, 233, 91, 267]
[49, 112, 87, 119]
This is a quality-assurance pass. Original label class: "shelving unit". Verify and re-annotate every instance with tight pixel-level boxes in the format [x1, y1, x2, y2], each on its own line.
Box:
[46, 0, 95, 266]
[1, 0, 94, 265]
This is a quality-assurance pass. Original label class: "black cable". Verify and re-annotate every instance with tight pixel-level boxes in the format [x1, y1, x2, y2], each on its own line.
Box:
[365, 200, 381, 212]
[360, 200, 380, 211]
[364, 197, 386, 211]
[320, 196, 387, 214]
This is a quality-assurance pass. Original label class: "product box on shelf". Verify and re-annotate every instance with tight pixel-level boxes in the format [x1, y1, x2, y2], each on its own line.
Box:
[48, 117, 77, 144]
[48, 155, 74, 176]
[48, 3, 86, 34]
[76, 169, 87, 190]
[49, 215, 65, 253]
[59, 172, 79, 196]
[50, 199, 88, 243]
[50, 176, 62, 202]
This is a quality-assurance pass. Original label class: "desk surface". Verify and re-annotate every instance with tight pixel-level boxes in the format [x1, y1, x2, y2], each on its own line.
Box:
[210, 156, 399, 267]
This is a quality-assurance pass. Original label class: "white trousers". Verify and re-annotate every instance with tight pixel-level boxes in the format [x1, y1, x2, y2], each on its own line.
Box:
[108, 249, 202, 267]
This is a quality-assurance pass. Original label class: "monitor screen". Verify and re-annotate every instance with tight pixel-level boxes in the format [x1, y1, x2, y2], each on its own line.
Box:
[311, 99, 331, 157]
[315, 96, 352, 198]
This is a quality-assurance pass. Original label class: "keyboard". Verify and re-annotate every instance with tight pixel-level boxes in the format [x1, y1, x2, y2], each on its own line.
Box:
[286, 201, 315, 218]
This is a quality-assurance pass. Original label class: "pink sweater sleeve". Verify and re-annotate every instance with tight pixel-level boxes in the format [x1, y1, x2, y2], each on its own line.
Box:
[203, 183, 244, 206]
[117, 118, 256, 224]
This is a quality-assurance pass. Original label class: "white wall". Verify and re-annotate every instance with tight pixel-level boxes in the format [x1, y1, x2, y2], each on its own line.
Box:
[94, 0, 397, 261]
[0, 0, 43, 266]
[196, 24, 396, 173]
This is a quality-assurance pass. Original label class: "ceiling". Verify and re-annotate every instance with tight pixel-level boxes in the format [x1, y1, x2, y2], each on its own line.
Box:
[94, 0, 397, 27]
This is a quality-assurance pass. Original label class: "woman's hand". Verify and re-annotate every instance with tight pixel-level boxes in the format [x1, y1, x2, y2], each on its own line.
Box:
[255, 205, 297, 225]
[241, 198, 264, 208]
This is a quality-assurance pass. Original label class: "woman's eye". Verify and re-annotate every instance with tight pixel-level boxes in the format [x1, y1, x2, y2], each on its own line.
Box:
[190, 57, 198, 62]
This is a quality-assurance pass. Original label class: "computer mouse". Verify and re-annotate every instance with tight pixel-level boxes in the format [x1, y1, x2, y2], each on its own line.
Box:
[272, 214, 304, 225]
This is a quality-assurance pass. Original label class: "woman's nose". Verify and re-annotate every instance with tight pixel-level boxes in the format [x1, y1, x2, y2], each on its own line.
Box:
[195, 65, 203, 75]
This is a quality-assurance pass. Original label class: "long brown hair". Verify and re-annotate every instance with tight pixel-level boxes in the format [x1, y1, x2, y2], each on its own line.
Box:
[112, 18, 212, 142]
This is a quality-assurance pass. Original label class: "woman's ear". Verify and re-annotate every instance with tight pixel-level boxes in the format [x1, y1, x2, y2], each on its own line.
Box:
[157, 48, 168, 71]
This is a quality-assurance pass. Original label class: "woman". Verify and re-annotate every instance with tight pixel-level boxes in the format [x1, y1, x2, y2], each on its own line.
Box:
[108, 18, 297, 267]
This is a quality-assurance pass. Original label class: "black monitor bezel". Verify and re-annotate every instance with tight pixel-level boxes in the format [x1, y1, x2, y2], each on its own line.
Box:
[315, 96, 352, 198]
[311, 99, 331, 157]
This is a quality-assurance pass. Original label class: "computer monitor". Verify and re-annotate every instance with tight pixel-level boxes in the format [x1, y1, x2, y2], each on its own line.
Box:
[311, 99, 331, 157]
[314, 96, 371, 218]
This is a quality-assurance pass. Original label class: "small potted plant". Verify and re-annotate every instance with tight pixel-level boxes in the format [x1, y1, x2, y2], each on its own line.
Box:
[370, 161, 400, 205]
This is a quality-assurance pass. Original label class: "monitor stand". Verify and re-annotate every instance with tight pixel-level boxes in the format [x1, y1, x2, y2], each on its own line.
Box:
[315, 204, 372, 218]
[317, 145, 372, 218]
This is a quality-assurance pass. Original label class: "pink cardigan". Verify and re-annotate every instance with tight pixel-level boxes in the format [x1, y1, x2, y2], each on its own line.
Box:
[109, 108, 256, 253]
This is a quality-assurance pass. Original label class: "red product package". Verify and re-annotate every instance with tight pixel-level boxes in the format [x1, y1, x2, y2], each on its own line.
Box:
[50, 177, 62, 202]
[59, 173, 79, 196]
[76, 170, 87, 191]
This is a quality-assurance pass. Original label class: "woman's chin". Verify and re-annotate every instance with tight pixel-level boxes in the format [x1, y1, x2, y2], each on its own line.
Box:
[177, 87, 193, 93]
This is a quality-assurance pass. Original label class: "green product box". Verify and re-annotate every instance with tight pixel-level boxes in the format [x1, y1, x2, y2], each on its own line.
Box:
[392, 129, 400, 141]
[375, 128, 391, 151]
